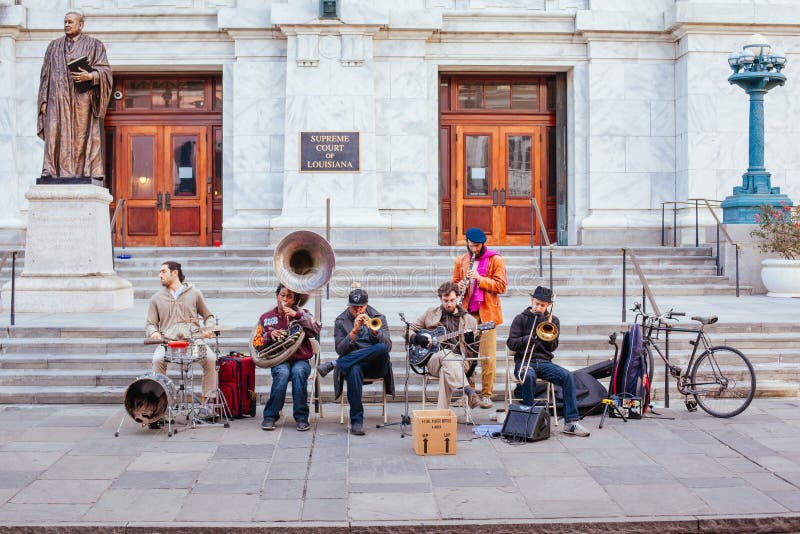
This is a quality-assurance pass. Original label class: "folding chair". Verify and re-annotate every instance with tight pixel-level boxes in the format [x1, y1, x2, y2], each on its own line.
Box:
[504, 349, 558, 426]
[339, 377, 387, 424]
[308, 339, 323, 420]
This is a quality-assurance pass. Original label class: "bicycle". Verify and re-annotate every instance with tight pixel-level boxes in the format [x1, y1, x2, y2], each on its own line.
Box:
[632, 302, 756, 418]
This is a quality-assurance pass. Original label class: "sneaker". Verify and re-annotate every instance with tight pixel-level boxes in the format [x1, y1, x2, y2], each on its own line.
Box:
[480, 395, 493, 409]
[296, 421, 310, 432]
[317, 361, 336, 378]
[468, 392, 481, 409]
[350, 422, 365, 436]
[261, 418, 276, 431]
[563, 421, 591, 437]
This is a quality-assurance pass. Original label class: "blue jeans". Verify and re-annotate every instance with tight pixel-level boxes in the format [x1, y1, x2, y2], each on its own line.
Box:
[338, 343, 389, 425]
[263, 359, 311, 423]
[514, 359, 579, 423]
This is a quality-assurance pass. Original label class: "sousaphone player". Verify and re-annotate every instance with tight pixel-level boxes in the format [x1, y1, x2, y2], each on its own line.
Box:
[253, 284, 321, 432]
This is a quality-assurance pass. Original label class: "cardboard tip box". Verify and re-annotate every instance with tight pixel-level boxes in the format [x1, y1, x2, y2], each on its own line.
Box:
[412, 409, 457, 456]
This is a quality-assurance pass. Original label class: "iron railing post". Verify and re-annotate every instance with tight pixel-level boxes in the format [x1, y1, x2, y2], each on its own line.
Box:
[326, 197, 331, 300]
[673, 203, 677, 247]
[642, 286, 646, 314]
[548, 245, 553, 290]
[664, 328, 670, 408]
[716, 224, 721, 276]
[10, 251, 16, 327]
[539, 239, 543, 278]
[735, 244, 740, 297]
[622, 248, 627, 323]
[661, 203, 665, 246]
[695, 199, 699, 247]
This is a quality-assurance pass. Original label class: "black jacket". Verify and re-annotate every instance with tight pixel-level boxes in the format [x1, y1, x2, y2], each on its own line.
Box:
[506, 308, 560, 362]
[332, 305, 395, 400]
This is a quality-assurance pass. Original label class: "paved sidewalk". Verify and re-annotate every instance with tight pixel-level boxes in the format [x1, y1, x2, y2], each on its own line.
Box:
[0, 399, 798, 531]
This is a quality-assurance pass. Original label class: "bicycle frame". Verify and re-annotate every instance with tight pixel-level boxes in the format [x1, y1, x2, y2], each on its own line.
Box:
[637, 313, 712, 399]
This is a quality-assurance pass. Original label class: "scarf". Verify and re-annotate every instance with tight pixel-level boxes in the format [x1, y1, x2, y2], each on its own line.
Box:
[468, 248, 498, 313]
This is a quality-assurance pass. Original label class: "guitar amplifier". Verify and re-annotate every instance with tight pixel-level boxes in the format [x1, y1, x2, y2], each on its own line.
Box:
[501, 404, 550, 442]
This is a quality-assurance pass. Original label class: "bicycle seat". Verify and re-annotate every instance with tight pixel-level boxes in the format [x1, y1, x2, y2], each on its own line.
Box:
[691, 315, 718, 325]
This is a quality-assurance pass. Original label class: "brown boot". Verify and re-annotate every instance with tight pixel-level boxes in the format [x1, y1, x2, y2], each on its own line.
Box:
[468, 392, 481, 409]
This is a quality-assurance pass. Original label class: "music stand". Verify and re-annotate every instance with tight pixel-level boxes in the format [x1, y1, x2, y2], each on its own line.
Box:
[375, 312, 414, 436]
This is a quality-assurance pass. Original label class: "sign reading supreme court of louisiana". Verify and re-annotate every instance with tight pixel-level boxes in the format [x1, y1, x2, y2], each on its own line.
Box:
[300, 132, 360, 172]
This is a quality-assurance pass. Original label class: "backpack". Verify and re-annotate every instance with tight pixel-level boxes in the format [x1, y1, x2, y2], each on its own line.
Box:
[611, 324, 651, 417]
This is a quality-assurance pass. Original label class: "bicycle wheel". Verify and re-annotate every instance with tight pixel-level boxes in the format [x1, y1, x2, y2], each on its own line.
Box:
[690, 346, 755, 418]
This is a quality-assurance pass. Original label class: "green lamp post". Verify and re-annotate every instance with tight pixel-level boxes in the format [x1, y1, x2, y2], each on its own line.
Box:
[721, 34, 793, 223]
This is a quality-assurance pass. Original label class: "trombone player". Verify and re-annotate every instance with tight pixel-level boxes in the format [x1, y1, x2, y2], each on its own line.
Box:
[317, 288, 394, 436]
[506, 286, 590, 437]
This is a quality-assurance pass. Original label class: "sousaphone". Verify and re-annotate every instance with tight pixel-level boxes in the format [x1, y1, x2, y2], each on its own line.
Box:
[250, 231, 335, 368]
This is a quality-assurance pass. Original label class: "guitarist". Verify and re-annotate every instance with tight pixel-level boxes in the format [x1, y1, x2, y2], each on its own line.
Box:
[408, 281, 482, 410]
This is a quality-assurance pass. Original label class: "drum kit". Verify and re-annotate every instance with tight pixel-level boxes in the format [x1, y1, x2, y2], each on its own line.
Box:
[115, 230, 336, 438]
[115, 324, 233, 437]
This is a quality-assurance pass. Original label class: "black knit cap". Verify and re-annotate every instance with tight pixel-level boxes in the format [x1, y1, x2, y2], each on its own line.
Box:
[348, 288, 368, 306]
[530, 286, 553, 303]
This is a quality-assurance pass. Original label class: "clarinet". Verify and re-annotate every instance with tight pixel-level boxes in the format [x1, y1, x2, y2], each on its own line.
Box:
[456, 253, 476, 307]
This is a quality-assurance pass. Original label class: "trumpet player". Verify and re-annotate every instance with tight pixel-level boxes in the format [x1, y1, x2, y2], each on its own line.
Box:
[506, 286, 590, 437]
[452, 227, 507, 409]
[317, 288, 394, 436]
[255, 284, 320, 432]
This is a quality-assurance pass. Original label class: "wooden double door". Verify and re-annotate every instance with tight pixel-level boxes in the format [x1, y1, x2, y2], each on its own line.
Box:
[116, 125, 210, 247]
[454, 125, 554, 246]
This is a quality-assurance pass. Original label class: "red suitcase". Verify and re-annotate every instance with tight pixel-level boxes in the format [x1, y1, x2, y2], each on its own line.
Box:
[218, 353, 257, 418]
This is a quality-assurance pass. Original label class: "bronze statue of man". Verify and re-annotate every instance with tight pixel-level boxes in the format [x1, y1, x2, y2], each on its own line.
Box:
[37, 9, 112, 183]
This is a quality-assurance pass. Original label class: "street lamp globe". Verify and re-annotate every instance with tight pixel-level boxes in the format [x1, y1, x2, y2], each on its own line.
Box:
[743, 33, 771, 57]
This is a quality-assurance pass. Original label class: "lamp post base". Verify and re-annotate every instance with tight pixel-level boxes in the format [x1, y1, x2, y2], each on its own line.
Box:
[721, 192, 794, 224]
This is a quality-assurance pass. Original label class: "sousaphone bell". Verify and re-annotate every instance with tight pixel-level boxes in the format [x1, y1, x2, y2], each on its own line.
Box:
[250, 231, 335, 368]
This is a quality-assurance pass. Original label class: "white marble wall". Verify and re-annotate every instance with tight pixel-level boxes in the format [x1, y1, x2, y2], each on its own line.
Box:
[580, 37, 677, 244]
[2, 0, 800, 249]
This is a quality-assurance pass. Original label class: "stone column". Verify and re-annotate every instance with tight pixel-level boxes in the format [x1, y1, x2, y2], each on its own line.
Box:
[0, 5, 26, 246]
[1, 185, 133, 312]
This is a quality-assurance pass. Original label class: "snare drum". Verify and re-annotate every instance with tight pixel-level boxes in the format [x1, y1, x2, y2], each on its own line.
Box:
[123, 372, 176, 425]
[164, 340, 203, 364]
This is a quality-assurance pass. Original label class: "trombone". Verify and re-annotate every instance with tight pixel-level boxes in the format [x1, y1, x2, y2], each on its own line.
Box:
[514, 297, 559, 383]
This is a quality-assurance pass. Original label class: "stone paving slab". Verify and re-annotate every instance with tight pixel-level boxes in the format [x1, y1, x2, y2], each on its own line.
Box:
[0, 400, 797, 531]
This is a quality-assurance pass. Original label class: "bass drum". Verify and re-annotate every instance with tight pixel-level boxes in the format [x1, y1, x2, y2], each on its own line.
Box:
[124, 372, 176, 425]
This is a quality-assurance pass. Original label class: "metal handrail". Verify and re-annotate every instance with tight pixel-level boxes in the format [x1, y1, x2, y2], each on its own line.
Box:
[529, 197, 554, 290]
[1, 249, 21, 326]
[660, 198, 739, 297]
[701, 199, 740, 297]
[661, 198, 724, 247]
[621, 248, 661, 323]
[110, 199, 126, 269]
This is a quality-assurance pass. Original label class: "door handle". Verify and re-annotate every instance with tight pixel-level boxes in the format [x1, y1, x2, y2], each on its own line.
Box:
[165, 192, 171, 211]
[500, 188, 506, 206]
[156, 192, 163, 212]
[492, 188, 498, 207]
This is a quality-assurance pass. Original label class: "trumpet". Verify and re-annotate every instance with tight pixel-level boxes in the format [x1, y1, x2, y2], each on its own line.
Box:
[515, 298, 559, 383]
[357, 314, 382, 333]
[367, 317, 382, 331]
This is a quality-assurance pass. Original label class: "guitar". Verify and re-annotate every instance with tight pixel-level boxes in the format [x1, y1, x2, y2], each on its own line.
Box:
[409, 322, 495, 367]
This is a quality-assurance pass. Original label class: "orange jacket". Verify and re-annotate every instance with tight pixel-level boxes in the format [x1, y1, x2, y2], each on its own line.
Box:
[452, 251, 507, 325]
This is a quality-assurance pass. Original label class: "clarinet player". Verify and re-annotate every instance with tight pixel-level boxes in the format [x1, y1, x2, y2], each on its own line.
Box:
[452, 227, 507, 409]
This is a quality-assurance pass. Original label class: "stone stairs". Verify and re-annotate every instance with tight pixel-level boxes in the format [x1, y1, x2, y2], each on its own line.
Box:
[0, 245, 779, 407]
[0, 245, 745, 298]
[1, 322, 797, 405]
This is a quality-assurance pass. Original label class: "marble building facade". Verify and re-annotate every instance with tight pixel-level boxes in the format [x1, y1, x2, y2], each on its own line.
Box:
[0, 0, 798, 247]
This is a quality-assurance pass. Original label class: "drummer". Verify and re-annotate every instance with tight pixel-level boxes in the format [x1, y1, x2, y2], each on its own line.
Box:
[145, 261, 217, 423]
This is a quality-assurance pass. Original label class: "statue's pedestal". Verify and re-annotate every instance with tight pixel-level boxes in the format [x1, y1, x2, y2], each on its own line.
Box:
[1, 184, 133, 312]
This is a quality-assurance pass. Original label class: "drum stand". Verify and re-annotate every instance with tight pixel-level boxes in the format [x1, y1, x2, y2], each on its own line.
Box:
[169, 338, 231, 436]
